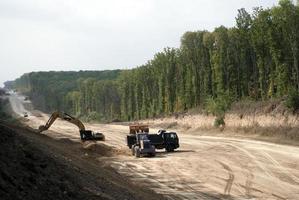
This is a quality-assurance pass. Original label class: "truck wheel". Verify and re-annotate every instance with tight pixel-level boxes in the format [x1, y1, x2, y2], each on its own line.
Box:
[149, 152, 156, 157]
[131, 147, 135, 156]
[135, 148, 141, 158]
[166, 145, 174, 152]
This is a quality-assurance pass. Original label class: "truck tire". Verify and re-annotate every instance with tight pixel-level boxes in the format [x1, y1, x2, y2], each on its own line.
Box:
[149, 152, 156, 157]
[135, 148, 141, 158]
[131, 146, 135, 156]
[166, 144, 174, 152]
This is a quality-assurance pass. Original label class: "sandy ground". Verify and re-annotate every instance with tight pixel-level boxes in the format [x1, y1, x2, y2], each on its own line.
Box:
[9, 93, 299, 200]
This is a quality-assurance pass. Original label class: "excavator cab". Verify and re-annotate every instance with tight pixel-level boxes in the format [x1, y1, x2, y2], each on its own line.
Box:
[80, 130, 104, 141]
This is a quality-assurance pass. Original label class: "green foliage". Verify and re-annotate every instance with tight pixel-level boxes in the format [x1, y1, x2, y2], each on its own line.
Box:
[205, 92, 232, 127]
[214, 116, 226, 128]
[205, 92, 232, 116]
[285, 89, 299, 112]
[12, 70, 121, 121]
[10, 1, 299, 122]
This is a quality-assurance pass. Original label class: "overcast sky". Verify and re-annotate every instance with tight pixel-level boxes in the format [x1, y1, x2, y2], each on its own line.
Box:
[0, 0, 280, 86]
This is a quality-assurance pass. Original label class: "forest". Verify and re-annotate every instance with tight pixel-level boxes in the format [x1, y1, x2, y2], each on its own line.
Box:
[8, 0, 299, 122]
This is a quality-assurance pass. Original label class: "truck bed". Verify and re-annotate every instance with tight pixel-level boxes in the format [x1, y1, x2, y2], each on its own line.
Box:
[127, 133, 164, 149]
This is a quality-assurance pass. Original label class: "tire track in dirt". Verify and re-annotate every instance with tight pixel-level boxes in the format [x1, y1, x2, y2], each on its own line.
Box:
[244, 169, 254, 198]
[183, 138, 254, 197]
[217, 161, 234, 195]
[261, 152, 299, 185]
[223, 141, 299, 199]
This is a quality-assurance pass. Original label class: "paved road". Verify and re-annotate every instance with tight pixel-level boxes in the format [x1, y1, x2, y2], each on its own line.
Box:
[9, 93, 299, 199]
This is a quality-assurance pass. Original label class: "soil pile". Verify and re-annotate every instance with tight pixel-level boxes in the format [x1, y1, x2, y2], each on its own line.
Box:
[0, 124, 102, 200]
[0, 123, 164, 200]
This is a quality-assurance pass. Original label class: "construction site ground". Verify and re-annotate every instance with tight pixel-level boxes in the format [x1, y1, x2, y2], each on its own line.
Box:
[5, 92, 299, 200]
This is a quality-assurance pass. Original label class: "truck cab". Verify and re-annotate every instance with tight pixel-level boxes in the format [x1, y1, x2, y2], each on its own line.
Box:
[161, 131, 179, 151]
[149, 130, 179, 152]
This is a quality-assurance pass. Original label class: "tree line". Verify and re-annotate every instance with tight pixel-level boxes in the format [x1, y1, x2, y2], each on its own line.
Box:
[9, 0, 299, 121]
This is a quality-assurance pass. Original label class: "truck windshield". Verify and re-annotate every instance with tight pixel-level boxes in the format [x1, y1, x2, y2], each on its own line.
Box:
[165, 133, 177, 139]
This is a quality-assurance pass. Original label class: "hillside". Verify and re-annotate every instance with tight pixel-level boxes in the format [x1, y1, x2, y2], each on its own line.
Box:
[6, 70, 122, 117]
[140, 99, 299, 143]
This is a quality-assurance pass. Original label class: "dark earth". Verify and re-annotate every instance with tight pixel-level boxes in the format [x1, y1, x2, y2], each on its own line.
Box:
[0, 123, 164, 200]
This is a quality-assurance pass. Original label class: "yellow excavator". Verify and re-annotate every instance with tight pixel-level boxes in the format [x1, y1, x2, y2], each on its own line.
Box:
[38, 111, 105, 141]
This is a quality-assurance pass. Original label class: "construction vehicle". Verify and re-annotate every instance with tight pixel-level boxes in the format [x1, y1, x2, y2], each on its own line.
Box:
[23, 112, 28, 117]
[126, 124, 155, 157]
[38, 111, 105, 141]
[148, 130, 179, 152]
[131, 133, 156, 158]
[127, 125, 179, 152]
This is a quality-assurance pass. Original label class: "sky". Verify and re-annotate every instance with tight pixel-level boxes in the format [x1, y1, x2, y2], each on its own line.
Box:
[0, 0, 280, 87]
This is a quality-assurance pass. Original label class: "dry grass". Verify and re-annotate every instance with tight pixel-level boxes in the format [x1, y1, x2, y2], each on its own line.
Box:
[138, 99, 299, 142]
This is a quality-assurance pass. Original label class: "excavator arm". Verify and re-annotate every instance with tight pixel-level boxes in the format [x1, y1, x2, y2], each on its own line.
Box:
[38, 111, 105, 141]
[38, 111, 85, 132]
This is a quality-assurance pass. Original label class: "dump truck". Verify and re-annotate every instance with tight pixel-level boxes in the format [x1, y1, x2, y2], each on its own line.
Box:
[126, 125, 179, 152]
[131, 133, 156, 157]
[39, 111, 105, 141]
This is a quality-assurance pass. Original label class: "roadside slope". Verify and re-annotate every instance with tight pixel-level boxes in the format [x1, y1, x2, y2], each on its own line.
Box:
[139, 100, 299, 144]
[0, 122, 165, 200]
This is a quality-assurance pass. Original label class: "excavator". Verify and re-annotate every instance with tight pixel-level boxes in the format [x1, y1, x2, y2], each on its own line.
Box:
[38, 111, 105, 141]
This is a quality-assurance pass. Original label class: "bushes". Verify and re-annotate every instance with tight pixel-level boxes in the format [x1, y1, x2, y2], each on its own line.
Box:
[205, 92, 232, 128]
[214, 116, 225, 127]
[285, 89, 299, 112]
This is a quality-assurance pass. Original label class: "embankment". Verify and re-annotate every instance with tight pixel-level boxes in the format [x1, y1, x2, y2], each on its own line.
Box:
[140, 100, 299, 143]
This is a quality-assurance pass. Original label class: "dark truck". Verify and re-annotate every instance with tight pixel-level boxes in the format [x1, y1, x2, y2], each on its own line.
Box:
[131, 133, 156, 157]
[127, 129, 180, 152]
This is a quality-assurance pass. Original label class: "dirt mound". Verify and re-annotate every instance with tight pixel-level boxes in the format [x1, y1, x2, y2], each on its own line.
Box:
[82, 142, 115, 156]
[82, 142, 131, 156]
[30, 110, 43, 117]
[0, 123, 165, 200]
[0, 125, 104, 200]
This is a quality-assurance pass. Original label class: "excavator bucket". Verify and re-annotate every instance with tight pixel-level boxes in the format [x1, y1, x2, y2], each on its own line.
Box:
[38, 125, 47, 133]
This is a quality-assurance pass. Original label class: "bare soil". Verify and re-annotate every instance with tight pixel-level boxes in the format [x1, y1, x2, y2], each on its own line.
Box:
[6, 93, 299, 200]
[0, 123, 164, 200]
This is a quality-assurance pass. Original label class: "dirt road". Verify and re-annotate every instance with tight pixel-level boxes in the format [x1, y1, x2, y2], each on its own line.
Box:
[9, 93, 299, 199]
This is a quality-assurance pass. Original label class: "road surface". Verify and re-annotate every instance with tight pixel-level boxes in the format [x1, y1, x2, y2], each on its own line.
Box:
[9, 93, 299, 199]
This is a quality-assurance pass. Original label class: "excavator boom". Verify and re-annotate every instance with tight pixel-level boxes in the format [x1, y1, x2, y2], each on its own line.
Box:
[39, 112, 85, 132]
[39, 111, 104, 141]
